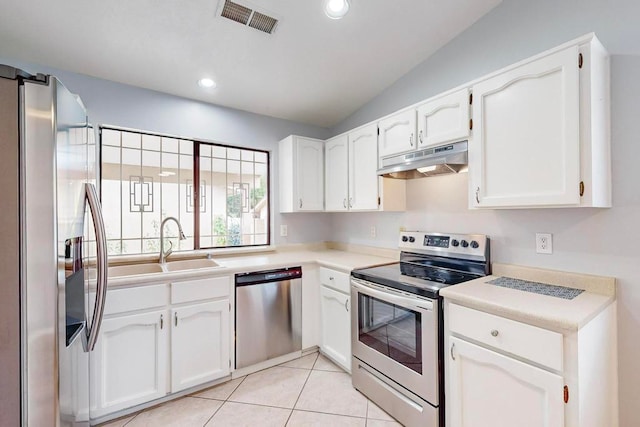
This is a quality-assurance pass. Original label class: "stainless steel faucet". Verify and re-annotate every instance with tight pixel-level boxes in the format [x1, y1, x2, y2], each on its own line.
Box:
[159, 216, 187, 264]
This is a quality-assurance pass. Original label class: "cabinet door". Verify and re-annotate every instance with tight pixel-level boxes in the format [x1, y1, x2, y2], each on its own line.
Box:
[325, 135, 349, 211]
[171, 300, 230, 392]
[90, 310, 168, 418]
[448, 337, 564, 427]
[417, 88, 470, 149]
[320, 285, 350, 372]
[349, 124, 379, 211]
[296, 137, 324, 211]
[378, 109, 417, 157]
[469, 46, 580, 208]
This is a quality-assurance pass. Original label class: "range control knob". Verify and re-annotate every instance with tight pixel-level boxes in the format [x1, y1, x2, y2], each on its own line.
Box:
[460, 240, 469, 248]
[451, 239, 460, 247]
[408, 236, 416, 243]
[470, 240, 480, 249]
[401, 236, 409, 242]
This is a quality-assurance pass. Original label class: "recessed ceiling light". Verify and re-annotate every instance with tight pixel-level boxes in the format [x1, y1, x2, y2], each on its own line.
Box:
[324, 0, 350, 19]
[198, 78, 216, 88]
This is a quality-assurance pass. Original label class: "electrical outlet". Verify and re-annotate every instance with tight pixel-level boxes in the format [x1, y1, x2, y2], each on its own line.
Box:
[280, 224, 288, 237]
[370, 226, 377, 238]
[536, 233, 553, 254]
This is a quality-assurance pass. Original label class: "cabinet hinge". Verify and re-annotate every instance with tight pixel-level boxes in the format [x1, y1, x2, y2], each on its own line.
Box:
[469, 119, 473, 130]
[578, 53, 583, 69]
[564, 385, 569, 403]
[469, 93, 473, 105]
[579, 181, 585, 197]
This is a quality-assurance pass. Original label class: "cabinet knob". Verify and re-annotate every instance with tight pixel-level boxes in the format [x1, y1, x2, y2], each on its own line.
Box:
[409, 133, 414, 147]
[345, 299, 349, 312]
[160, 314, 164, 329]
[299, 198, 303, 209]
[329, 276, 334, 281]
[450, 342, 456, 360]
[343, 198, 347, 208]
[490, 329, 499, 337]
[475, 187, 480, 204]
[349, 197, 353, 208]
[175, 312, 179, 327]
[419, 130, 423, 144]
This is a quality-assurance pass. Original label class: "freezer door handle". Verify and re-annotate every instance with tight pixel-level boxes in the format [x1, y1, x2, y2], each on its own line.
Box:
[85, 183, 108, 351]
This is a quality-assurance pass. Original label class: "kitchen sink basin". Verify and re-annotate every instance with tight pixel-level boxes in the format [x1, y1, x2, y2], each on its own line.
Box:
[108, 263, 164, 278]
[162, 258, 220, 272]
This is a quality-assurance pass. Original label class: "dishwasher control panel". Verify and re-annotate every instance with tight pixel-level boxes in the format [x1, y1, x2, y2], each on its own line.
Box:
[235, 266, 303, 286]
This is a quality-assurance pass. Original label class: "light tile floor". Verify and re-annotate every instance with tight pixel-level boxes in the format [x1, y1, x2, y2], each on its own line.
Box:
[99, 352, 402, 427]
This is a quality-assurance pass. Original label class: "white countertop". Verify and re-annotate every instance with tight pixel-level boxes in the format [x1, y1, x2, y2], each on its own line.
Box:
[440, 263, 616, 332]
[106, 247, 397, 288]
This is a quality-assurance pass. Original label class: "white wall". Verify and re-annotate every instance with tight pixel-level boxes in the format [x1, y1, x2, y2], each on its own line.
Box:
[328, 1, 640, 424]
[0, 58, 333, 245]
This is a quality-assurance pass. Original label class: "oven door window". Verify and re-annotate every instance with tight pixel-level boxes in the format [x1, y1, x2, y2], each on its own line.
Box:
[357, 293, 422, 374]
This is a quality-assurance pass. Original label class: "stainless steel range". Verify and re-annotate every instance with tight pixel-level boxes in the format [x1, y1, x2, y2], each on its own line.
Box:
[350, 231, 490, 427]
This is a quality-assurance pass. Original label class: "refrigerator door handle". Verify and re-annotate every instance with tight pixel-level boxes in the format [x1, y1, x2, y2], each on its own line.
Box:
[85, 183, 108, 351]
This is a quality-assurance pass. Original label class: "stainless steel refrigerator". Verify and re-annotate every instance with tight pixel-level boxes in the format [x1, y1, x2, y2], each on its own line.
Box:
[0, 65, 108, 426]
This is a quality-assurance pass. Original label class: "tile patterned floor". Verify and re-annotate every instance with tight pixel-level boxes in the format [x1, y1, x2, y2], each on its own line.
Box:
[99, 352, 402, 427]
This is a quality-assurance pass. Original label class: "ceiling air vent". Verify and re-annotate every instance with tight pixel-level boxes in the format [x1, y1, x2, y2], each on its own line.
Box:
[218, 0, 279, 35]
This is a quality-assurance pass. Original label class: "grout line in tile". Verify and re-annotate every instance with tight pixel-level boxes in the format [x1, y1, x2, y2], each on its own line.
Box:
[284, 367, 313, 425]
[201, 398, 226, 427]
[290, 408, 367, 420]
[225, 399, 301, 411]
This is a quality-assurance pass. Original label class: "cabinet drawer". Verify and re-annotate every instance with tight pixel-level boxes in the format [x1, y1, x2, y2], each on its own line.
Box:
[171, 276, 230, 304]
[449, 304, 563, 371]
[319, 267, 350, 293]
[103, 284, 168, 316]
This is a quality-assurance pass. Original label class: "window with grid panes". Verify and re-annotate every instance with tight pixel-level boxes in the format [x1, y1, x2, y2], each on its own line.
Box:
[100, 127, 270, 255]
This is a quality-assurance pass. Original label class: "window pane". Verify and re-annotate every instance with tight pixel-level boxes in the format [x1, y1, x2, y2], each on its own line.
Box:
[198, 143, 269, 249]
[121, 132, 141, 149]
[102, 129, 121, 147]
[100, 127, 268, 254]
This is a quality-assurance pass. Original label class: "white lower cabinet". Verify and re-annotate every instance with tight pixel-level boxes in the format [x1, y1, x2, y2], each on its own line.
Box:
[445, 300, 618, 427]
[91, 276, 232, 420]
[319, 268, 351, 372]
[171, 300, 230, 392]
[448, 336, 564, 427]
[91, 310, 168, 418]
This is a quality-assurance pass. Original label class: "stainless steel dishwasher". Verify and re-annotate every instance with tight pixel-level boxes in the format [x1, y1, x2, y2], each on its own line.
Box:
[235, 266, 302, 369]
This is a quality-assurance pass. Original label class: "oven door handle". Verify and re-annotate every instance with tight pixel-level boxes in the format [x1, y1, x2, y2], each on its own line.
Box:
[351, 278, 434, 312]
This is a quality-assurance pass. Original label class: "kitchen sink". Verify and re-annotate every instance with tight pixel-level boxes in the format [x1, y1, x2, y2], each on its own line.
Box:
[108, 263, 164, 278]
[162, 258, 220, 272]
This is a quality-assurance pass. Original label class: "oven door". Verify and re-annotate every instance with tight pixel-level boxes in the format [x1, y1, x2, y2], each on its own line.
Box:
[351, 278, 439, 405]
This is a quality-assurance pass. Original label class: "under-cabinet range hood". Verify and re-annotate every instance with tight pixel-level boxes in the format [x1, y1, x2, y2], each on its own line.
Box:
[378, 140, 468, 179]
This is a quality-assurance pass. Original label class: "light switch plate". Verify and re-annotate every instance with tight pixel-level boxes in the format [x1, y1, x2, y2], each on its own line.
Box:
[280, 224, 288, 237]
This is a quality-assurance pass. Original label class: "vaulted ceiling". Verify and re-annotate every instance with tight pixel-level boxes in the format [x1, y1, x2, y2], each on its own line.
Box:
[0, 0, 502, 127]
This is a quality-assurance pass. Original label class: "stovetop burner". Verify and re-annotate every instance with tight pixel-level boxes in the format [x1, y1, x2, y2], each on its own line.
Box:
[351, 231, 490, 299]
[400, 263, 472, 285]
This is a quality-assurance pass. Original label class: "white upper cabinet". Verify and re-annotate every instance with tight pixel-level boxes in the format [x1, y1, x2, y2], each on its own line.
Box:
[324, 134, 349, 211]
[469, 35, 611, 208]
[279, 135, 324, 212]
[324, 124, 405, 212]
[348, 124, 380, 210]
[378, 109, 417, 157]
[416, 88, 471, 149]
